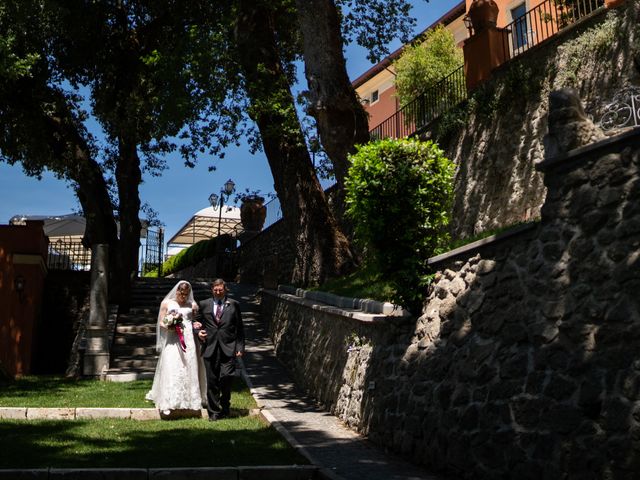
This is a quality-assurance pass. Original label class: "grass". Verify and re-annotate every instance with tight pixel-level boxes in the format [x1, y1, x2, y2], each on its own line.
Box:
[312, 262, 396, 302]
[0, 376, 256, 410]
[0, 417, 307, 468]
[0, 376, 308, 468]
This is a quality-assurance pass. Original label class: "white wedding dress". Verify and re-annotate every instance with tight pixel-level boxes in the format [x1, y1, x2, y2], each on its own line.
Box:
[145, 302, 207, 411]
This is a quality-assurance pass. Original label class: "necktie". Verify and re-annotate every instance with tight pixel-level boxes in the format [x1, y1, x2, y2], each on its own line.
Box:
[215, 301, 223, 323]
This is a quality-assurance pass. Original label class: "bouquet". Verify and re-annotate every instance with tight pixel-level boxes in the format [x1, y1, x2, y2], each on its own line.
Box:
[163, 309, 187, 352]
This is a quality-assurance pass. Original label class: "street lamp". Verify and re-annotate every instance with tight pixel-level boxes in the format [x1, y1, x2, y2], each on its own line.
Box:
[209, 179, 236, 237]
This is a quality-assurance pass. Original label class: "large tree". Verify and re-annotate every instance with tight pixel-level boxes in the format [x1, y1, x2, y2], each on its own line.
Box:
[234, 0, 356, 284]
[48, 0, 246, 304]
[296, 0, 417, 188]
[0, 1, 119, 259]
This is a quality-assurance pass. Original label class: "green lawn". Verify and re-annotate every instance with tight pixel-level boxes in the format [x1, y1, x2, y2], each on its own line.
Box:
[0, 417, 307, 468]
[0, 375, 256, 410]
[0, 376, 308, 468]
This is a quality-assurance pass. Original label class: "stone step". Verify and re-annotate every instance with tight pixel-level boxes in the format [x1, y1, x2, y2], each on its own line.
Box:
[116, 324, 156, 334]
[112, 345, 157, 356]
[104, 371, 156, 381]
[106, 279, 212, 379]
[114, 333, 155, 346]
[110, 357, 158, 369]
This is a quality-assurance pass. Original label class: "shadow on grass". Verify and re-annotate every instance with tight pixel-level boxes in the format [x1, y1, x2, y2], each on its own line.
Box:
[0, 417, 308, 468]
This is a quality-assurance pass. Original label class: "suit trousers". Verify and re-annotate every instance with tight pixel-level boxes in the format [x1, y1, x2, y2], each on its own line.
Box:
[203, 344, 235, 418]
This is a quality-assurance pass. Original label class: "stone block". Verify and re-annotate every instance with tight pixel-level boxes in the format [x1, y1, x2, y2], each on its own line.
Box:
[130, 408, 160, 420]
[27, 408, 75, 420]
[0, 407, 27, 419]
[76, 408, 132, 419]
[149, 467, 238, 479]
[49, 468, 148, 479]
[238, 466, 318, 480]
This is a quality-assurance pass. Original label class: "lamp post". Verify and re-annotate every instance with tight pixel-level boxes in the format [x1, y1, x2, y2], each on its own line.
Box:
[209, 178, 236, 237]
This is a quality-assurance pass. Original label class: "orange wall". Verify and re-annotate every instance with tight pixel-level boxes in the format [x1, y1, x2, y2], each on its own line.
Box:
[465, 0, 548, 28]
[0, 221, 48, 377]
[366, 87, 400, 129]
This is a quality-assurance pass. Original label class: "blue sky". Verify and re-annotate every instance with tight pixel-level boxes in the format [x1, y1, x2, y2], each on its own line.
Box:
[0, 0, 459, 242]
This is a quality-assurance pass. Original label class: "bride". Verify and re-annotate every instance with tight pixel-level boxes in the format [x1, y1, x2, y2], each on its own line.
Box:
[145, 280, 207, 415]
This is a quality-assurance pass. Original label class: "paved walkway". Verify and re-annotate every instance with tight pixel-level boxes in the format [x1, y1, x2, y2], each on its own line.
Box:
[233, 284, 446, 480]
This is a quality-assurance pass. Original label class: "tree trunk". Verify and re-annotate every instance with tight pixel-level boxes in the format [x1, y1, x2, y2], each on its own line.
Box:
[295, 0, 370, 189]
[45, 90, 119, 252]
[234, 0, 355, 285]
[30, 82, 120, 304]
[115, 135, 142, 310]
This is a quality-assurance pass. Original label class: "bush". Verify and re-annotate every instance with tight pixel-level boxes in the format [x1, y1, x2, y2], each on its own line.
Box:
[160, 237, 222, 276]
[345, 138, 455, 312]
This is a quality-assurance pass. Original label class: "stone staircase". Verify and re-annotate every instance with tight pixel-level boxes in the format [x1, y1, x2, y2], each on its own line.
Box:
[104, 278, 211, 382]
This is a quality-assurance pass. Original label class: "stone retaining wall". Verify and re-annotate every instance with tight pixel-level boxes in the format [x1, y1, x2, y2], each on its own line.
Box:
[262, 129, 640, 479]
[238, 220, 295, 287]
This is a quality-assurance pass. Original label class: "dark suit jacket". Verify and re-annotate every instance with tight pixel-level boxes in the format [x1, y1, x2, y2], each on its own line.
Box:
[196, 297, 245, 359]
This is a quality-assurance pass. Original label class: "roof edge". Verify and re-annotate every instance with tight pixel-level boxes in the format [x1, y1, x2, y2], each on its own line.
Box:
[351, 1, 466, 89]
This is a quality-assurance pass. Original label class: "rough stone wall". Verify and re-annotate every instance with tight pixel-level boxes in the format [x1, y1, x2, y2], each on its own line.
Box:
[430, 3, 639, 239]
[238, 220, 295, 286]
[263, 129, 640, 479]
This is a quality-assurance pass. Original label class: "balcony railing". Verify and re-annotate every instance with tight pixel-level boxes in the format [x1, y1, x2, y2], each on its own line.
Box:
[369, 0, 606, 141]
[369, 64, 466, 140]
[502, 0, 605, 60]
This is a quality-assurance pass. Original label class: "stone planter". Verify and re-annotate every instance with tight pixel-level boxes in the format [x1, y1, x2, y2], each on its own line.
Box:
[467, 0, 499, 34]
[240, 196, 267, 232]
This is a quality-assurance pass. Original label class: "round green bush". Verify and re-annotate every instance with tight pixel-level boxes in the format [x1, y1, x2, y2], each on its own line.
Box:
[345, 138, 454, 311]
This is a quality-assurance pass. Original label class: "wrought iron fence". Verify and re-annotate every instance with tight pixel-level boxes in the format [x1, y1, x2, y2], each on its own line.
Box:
[141, 228, 164, 276]
[369, 64, 467, 140]
[502, 0, 604, 60]
[48, 237, 91, 271]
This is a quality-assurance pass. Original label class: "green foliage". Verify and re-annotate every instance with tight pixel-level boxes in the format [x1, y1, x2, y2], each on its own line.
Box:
[553, 15, 618, 88]
[345, 138, 455, 312]
[160, 237, 220, 276]
[394, 25, 463, 107]
[313, 262, 396, 302]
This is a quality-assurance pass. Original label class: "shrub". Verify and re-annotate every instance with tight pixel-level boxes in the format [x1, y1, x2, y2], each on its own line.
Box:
[160, 237, 221, 276]
[345, 138, 455, 312]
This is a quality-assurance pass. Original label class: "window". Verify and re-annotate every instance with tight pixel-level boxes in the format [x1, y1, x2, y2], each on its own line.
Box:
[370, 90, 379, 104]
[511, 3, 528, 50]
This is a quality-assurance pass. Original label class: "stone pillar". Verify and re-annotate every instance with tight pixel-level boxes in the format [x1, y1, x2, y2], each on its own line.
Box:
[463, 26, 511, 91]
[82, 244, 110, 377]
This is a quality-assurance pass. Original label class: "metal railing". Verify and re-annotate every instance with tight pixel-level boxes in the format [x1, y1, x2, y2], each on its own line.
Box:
[369, 64, 467, 140]
[502, 0, 605, 60]
[48, 237, 91, 271]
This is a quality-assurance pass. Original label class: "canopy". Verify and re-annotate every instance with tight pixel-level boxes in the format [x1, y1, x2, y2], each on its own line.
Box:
[166, 205, 243, 246]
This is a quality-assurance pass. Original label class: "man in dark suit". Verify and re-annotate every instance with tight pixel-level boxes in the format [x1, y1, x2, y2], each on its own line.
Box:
[196, 278, 245, 421]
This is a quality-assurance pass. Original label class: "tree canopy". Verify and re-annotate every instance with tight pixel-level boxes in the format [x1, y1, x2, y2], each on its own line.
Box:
[0, 0, 430, 289]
